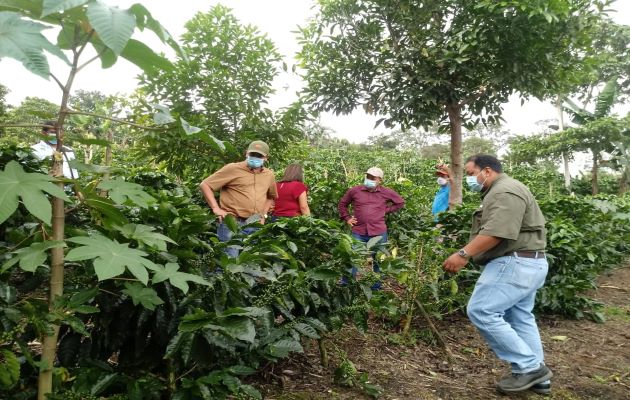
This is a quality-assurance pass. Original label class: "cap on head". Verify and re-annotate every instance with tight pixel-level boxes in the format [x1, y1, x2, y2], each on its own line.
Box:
[42, 120, 57, 133]
[366, 167, 384, 179]
[247, 140, 269, 156]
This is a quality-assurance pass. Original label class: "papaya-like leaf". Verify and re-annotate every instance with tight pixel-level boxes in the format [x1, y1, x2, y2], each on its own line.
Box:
[115, 223, 176, 251]
[120, 282, 163, 311]
[120, 38, 172, 73]
[1, 240, 65, 273]
[0, 11, 70, 78]
[0, 160, 69, 225]
[86, 0, 135, 55]
[42, 0, 89, 17]
[128, 3, 187, 61]
[151, 262, 209, 293]
[97, 177, 155, 208]
[66, 235, 157, 284]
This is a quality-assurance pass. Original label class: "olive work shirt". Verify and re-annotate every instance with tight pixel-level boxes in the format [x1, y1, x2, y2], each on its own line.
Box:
[201, 161, 277, 219]
[470, 174, 546, 265]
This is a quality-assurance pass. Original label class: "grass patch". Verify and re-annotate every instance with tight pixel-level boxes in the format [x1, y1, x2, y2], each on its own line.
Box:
[602, 305, 630, 321]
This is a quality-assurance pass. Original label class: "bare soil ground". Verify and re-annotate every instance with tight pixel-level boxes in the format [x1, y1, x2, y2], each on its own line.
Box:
[259, 266, 630, 400]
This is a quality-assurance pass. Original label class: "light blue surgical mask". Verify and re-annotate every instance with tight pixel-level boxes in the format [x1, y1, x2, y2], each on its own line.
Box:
[246, 156, 264, 168]
[364, 178, 377, 188]
[466, 172, 487, 192]
[46, 134, 57, 145]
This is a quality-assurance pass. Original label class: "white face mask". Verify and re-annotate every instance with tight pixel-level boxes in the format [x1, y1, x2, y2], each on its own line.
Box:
[437, 177, 448, 186]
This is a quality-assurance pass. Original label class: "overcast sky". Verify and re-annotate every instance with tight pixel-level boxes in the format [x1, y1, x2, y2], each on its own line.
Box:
[1, 0, 629, 144]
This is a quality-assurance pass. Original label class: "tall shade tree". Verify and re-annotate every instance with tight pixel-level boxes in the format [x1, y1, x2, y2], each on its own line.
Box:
[138, 5, 307, 180]
[0, 1, 182, 397]
[297, 0, 606, 206]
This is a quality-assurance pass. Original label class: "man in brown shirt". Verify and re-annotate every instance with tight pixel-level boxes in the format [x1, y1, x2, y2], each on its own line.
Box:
[443, 154, 551, 395]
[199, 140, 277, 257]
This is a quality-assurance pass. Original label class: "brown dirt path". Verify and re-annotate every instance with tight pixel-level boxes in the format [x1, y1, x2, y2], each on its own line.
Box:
[260, 266, 630, 400]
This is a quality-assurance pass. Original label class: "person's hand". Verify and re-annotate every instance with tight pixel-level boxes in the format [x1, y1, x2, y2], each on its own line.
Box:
[212, 207, 228, 222]
[346, 216, 358, 226]
[443, 252, 468, 273]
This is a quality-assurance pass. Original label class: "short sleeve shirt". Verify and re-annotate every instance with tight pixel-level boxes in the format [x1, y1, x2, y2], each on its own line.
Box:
[201, 161, 277, 218]
[470, 174, 546, 265]
[274, 181, 308, 217]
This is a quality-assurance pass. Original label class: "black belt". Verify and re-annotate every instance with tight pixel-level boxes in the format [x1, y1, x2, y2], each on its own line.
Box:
[508, 251, 546, 259]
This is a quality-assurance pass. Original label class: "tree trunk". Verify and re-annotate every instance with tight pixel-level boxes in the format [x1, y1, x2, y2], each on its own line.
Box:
[38, 32, 84, 399]
[556, 96, 571, 189]
[591, 149, 599, 195]
[446, 104, 463, 207]
[38, 147, 67, 399]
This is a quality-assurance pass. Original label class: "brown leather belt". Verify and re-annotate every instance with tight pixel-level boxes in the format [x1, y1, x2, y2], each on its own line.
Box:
[509, 251, 546, 259]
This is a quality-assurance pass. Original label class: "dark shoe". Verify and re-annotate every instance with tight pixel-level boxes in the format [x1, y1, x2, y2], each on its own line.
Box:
[530, 380, 551, 395]
[497, 364, 553, 393]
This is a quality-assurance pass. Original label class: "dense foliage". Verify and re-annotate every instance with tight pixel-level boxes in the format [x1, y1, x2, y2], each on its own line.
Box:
[2, 136, 630, 399]
[1, 1, 629, 399]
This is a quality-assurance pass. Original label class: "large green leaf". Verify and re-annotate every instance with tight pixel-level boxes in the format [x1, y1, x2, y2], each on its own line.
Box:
[0, 1, 43, 19]
[120, 38, 172, 74]
[220, 316, 256, 344]
[0, 160, 69, 225]
[151, 262, 210, 293]
[0, 11, 69, 79]
[268, 338, 303, 358]
[128, 3, 187, 61]
[593, 78, 619, 118]
[86, 0, 135, 55]
[115, 223, 176, 251]
[120, 282, 163, 311]
[1, 240, 65, 273]
[66, 235, 157, 284]
[0, 349, 19, 389]
[152, 103, 175, 125]
[42, 0, 89, 17]
[83, 195, 128, 226]
[97, 178, 155, 208]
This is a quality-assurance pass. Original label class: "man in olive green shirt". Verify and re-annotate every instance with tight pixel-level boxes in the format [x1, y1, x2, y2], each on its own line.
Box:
[199, 140, 277, 257]
[443, 154, 552, 394]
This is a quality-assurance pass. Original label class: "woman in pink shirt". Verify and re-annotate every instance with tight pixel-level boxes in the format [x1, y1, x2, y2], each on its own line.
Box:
[273, 164, 310, 217]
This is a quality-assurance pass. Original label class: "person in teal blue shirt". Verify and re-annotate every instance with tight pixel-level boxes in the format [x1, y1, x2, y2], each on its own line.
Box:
[431, 164, 451, 221]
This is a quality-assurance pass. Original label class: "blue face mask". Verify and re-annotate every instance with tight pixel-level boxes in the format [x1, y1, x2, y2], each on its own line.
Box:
[46, 134, 57, 145]
[466, 172, 486, 192]
[246, 156, 264, 168]
[364, 178, 377, 188]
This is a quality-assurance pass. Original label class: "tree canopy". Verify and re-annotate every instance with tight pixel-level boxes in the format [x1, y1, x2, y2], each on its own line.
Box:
[298, 0, 608, 205]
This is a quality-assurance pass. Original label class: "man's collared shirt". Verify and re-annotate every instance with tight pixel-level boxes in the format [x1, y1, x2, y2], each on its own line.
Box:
[338, 185, 405, 236]
[31, 141, 79, 179]
[202, 161, 277, 219]
[470, 174, 546, 265]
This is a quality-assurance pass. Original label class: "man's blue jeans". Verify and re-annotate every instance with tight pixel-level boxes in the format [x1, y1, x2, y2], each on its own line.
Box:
[217, 220, 258, 258]
[466, 255, 548, 373]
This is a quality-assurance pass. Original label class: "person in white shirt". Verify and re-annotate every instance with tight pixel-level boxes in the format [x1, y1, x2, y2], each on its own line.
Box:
[31, 121, 79, 179]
